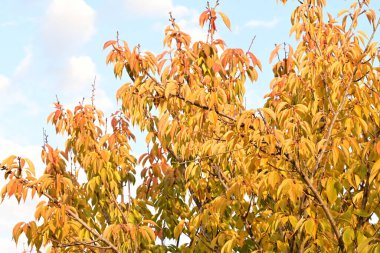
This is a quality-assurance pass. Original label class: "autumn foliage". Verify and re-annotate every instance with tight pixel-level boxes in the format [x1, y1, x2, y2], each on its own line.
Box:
[1, 0, 380, 252]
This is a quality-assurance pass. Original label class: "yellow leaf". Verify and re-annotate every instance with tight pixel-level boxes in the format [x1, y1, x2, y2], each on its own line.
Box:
[218, 12, 231, 31]
[358, 117, 368, 133]
[295, 104, 308, 115]
[12, 222, 24, 245]
[165, 80, 177, 98]
[326, 178, 338, 204]
[221, 238, 234, 253]
[23, 158, 35, 176]
[369, 159, 380, 184]
[208, 110, 218, 126]
[332, 146, 339, 166]
[337, 9, 349, 17]
[174, 220, 185, 239]
[114, 61, 124, 78]
[260, 108, 276, 121]
[1, 155, 16, 167]
[145, 226, 156, 242]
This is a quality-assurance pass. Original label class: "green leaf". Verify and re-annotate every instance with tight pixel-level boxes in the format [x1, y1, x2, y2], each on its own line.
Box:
[353, 209, 371, 218]
[304, 219, 316, 238]
[343, 227, 355, 246]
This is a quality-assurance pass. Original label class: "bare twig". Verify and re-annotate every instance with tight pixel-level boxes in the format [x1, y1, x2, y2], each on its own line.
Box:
[246, 36, 257, 53]
[91, 76, 97, 107]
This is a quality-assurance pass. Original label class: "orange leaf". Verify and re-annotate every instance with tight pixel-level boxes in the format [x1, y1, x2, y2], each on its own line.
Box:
[199, 11, 208, 28]
[287, 44, 294, 71]
[157, 59, 167, 74]
[247, 52, 262, 71]
[219, 12, 231, 31]
[103, 40, 117, 50]
[213, 39, 226, 50]
[269, 44, 281, 64]
[210, 10, 216, 18]
[376, 141, 380, 155]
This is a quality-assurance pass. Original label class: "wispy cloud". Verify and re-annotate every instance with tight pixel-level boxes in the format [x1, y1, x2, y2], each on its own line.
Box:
[245, 18, 280, 29]
[0, 21, 17, 28]
[0, 74, 10, 92]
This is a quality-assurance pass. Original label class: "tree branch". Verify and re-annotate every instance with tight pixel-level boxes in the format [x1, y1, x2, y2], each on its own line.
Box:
[1, 167, 121, 253]
[297, 168, 345, 250]
[50, 238, 111, 250]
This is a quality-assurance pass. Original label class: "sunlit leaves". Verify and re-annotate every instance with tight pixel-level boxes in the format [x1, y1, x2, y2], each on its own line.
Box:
[1, 0, 380, 252]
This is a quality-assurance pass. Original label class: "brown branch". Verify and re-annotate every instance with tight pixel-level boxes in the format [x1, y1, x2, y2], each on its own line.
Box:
[172, 145, 249, 165]
[212, 164, 228, 190]
[311, 85, 349, 177]
[176, 94, 236, 122]
[54, 198, 120, 252]
[50, 238, 111, 250]
[144, 71, 236, 123]
[111, 193, 129, 224]
[297, 168, 345, 250]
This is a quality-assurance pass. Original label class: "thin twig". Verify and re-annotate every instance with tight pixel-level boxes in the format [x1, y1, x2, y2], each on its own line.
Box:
[91, 76, 97, 107]
[246, 35, 256, 53]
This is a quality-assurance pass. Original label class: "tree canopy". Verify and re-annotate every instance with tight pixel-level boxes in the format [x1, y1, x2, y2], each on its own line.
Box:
[1, 0, 380, 252]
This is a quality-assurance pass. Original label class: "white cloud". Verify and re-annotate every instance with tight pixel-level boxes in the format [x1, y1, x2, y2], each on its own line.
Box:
[42, 0, 96, 50]
[63, 56, 97, 92]
[245, 18, 280, 29]
[124, 0, 207, 43]
[14, 48, 32, 77]
[124, 0, 194, 19]
[94, 88, 115, 112]
[0, 75, 10, 91]
[60, 56, 114, 113]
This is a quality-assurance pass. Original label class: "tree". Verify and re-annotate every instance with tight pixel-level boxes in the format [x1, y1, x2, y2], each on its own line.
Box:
[1, 0, 380, 252]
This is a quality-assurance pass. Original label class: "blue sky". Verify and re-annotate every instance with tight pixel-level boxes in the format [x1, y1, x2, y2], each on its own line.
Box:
[0, 0, 379, 251]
